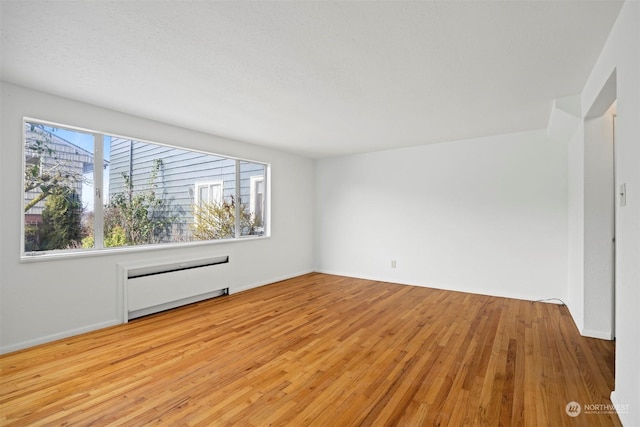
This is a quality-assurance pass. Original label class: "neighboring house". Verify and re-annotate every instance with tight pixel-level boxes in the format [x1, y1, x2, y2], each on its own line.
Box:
[107, 137, 265, 241]
[23, 124, 95, 225]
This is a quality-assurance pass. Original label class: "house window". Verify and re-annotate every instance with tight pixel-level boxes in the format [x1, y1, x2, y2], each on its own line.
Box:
[250, 176, 265, 228]
[22, 119, 270, 256]
[195, 181, 223, 207]
[240, 161, 266, 237]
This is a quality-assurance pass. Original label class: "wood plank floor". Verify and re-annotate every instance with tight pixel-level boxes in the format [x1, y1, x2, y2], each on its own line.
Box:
[0, 273, 620, 426]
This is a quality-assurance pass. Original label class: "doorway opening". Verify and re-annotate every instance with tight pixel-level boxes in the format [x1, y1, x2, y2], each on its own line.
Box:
[583, 70, 617, 341]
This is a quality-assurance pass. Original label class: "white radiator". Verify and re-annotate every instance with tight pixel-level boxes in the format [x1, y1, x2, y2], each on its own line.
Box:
[119, 255, 230, 321]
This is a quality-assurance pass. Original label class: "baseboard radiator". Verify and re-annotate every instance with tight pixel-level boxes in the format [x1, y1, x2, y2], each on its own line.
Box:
[122, 255, 230, 321]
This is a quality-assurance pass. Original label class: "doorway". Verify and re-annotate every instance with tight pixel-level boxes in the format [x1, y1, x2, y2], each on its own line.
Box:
[583, 71, 617, 340]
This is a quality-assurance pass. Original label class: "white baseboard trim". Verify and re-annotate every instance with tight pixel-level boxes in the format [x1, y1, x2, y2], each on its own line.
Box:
[581, 328, 614, 340]
[313, 269, 413, 286]
[0, 319, 121, 355]
[314, 269, 568, 305]
[563, 301, 584, 334]
[1, 271, 315, 355]
[610, 391, 632, 426]
[230, 270, 315, 294]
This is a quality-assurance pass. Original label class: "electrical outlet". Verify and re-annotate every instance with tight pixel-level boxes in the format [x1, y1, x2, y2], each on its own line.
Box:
[391, 260, 397, 269]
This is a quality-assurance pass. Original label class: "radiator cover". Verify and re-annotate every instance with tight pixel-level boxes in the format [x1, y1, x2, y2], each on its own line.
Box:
[119, 255, 230, 321]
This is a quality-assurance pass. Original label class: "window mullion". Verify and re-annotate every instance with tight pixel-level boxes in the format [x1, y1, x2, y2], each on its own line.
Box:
[22, 118, 270, 257]
[93, 133, 105, 249]
[235, 160, 241, 238]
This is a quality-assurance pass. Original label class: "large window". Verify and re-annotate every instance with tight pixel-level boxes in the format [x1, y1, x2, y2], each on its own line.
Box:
[22, 119, 269, 256]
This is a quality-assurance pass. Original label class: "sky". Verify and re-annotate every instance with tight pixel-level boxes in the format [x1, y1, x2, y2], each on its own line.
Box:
[44, 125, 111, 158]
[44, 125, 111, 211]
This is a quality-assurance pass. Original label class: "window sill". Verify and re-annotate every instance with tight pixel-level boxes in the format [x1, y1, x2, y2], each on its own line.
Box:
[20, 235, 270, 263]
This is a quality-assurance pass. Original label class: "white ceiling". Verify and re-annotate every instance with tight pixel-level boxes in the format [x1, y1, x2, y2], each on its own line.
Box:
[0, 1, 623, 158]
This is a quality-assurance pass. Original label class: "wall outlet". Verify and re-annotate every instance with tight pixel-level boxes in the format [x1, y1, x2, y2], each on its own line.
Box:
[391, 260, 397, 269]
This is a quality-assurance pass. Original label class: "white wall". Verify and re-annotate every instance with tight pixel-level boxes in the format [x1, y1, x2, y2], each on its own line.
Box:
[315, 129, 568, 302]
[0, 82, 315, 354]
[583, 112, 615, 339]
[577, 1, 639, 424]
[567, 125, 585, 332]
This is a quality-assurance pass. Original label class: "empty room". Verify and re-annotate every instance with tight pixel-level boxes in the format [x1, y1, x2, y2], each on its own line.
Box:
[1, 1, 638, 426]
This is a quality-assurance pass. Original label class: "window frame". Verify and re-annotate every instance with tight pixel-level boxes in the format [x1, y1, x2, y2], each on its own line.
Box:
[195, 181, 224, 207]
[20, 117, 271, 261]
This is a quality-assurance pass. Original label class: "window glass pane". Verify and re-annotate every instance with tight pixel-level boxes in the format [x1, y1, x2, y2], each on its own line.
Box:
[24, 122, 95, 252]
[198, 185, 208, 205]
[23, 119, 269, 256]
[210, 182, 222, 204]
[106, 138, 236, 245]
[240, 161, 266, 236]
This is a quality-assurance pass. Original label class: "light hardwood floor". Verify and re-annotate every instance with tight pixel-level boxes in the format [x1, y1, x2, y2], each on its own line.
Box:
[0, 273, 620, 426]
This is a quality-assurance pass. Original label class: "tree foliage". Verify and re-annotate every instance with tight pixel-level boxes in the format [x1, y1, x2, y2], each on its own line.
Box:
[81, 226, 127, 249]
[24, 124, 81, 212]
[104, 159, 175, 246]
[39, 188, 83, 250]
[190, 196, 260, 240]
